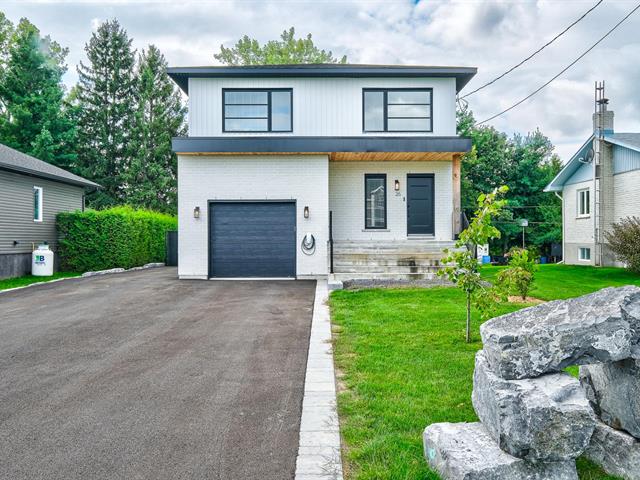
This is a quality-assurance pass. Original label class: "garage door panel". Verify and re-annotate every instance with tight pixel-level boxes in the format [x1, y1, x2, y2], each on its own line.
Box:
[210, 202, 296, 278]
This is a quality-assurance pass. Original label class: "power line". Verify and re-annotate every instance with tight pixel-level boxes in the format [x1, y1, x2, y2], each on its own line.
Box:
[461, 0, 604, 99]
[476, 2, 640, 126]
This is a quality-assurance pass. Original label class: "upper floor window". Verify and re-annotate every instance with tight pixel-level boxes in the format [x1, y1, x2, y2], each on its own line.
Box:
[33, 186, 43, 222]
[577, 188, 590, 217]
[363, 88, 432, 133]
[223, 89, 292, 133]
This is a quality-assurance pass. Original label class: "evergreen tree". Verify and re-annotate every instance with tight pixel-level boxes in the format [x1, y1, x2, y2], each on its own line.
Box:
[123, 45, 186, 213]
[76, 19, 136, 208]
[0, 18, 76, 169]
[215, 27, 347, 65]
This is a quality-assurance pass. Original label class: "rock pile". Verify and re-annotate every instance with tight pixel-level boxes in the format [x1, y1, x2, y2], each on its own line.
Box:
[423, 286, 640, 480]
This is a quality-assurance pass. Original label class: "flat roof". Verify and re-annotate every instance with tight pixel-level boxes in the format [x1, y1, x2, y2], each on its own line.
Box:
[172, 136, 471, 156]
[167, 64, 478, 94]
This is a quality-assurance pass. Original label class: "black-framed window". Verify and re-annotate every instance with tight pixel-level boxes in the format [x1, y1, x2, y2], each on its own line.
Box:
[364, 174, 387, 229]
[223, 89, 292, 132]
[363, 88, 432, 133]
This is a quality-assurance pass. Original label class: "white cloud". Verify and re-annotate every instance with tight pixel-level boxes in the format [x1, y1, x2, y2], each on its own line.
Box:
[2, 0, 639, 162]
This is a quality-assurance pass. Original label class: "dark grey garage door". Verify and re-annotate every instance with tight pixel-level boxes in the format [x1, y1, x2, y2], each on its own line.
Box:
[209, 202, 296, 278]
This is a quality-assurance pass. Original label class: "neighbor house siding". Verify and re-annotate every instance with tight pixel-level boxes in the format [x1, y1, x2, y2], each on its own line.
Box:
[614, 169, 640, 222]
[562, 179, 594, 265]
[177, 154, 329, 279]
[188, 77, 457, 138]
[0, 169, 84, 255]
[329, 161, 453, 242]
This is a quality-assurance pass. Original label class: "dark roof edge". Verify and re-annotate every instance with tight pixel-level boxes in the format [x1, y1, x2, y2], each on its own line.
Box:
[167, 64, 478, 94]
[0, 163, 100, 189]
[172, 136, 472, 154]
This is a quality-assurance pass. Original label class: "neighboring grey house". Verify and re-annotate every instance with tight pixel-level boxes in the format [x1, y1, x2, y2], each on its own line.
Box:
[545, 103, 640, 266]
[0, 144, 99, 278]
[167, 63, 476, 280]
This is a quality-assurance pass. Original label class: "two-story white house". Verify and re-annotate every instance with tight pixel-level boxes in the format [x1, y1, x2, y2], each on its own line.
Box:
[545, 102, 640, 266]
[168, 64, 477, 280]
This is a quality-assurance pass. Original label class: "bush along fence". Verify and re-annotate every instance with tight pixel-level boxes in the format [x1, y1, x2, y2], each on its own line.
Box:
[423, 286, 640, 480]
[56, 207, 177, 273]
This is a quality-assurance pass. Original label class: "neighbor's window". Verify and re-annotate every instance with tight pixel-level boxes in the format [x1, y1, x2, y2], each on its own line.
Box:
[223, 89, 292, 132]
[33, 186, 43, 222]
[577, 188, 590, 217]
[363, 89, 432, 132]
[365, 174, 387, 229]
[579, 247, 591, 261]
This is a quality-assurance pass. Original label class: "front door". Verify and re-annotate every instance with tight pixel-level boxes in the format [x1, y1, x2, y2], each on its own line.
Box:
[407, 174, 434, 235]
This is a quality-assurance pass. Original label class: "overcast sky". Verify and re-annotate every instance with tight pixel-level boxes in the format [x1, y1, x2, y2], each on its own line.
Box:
[2, 0, 639, 160]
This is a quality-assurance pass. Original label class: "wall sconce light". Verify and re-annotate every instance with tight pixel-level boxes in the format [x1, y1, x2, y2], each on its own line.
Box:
[303, 206, 310, 219]
[394, 179, 400, 191]
[193, 206, 200, 219]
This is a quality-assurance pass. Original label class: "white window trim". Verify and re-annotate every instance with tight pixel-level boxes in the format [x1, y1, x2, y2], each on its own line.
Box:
[577, 188, 590, 218]
[33, 186, 43, 222]
[578, 247, 591, 262]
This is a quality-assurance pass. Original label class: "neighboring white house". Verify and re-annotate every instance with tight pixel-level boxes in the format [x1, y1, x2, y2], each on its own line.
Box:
[167, 64, 477, 280]
[545, 103, 640, 266]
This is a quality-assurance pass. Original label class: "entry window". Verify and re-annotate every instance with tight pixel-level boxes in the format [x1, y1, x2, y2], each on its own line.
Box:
[365, 174, 387, 229]
[579, 247, 591, 261]
[33, 186, 43, 222]
[577, 188, 590, 217]
[363, 89, 432, 132]
[223, 89, 292, 132]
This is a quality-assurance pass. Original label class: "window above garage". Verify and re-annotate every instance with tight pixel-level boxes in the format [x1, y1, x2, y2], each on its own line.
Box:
[223, 89, 292, 133]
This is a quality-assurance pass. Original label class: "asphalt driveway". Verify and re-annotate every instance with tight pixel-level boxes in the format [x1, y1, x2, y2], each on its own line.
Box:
[0, 268, 316, 480]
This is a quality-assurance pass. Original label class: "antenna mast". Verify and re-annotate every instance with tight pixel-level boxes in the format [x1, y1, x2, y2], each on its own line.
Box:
[593, 81, 607, 266]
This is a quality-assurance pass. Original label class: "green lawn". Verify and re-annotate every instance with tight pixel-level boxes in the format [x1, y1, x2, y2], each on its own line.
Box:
[330, 264, 636, 479]
[0, 272, 79, 291]
[480, 263, 640, 301]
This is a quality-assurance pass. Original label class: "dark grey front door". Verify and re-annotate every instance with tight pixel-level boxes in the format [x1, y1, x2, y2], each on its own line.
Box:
[209, 202, 296, 278]
[407, 174, 434, 235]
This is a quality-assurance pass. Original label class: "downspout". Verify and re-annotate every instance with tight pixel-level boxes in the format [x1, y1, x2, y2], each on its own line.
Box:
[555, 192, 565, 264]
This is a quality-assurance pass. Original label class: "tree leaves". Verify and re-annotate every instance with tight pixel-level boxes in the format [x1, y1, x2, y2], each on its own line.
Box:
[214, 27, 347, 65]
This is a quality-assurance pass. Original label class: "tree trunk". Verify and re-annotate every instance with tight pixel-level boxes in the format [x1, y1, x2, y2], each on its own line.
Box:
[466, 293, 472, 343]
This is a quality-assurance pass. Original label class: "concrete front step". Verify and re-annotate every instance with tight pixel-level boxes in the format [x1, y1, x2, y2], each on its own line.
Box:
[335, 266, 442, 274]
[334, 256, 443, 267]
[333, 241, 454, 254]
[331, 271, 440, 281]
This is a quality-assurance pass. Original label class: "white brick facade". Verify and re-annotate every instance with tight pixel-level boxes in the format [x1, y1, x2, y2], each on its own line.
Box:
[329, 161, 453, 241]
[562, 180, 595, 265]
[178, 155, 329, 278]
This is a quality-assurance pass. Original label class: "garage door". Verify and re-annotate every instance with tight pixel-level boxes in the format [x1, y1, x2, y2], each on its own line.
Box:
[209, 202, 296, 278]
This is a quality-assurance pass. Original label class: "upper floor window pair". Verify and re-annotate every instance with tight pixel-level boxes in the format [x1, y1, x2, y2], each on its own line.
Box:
[222, 88, 433, 133]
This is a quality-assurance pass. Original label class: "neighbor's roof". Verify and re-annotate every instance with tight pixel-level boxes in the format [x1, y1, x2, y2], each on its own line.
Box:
[0, 143, 100, 188]
[545, 132, 640, 192]
[167, 63, 478, 94]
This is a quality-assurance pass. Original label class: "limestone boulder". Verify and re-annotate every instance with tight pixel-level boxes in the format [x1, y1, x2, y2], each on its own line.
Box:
[472, 350, 595, 461]
[580, 359, 640, 438]
[481, 286, 640, 380]
[423, 422, 578, 480]
[584, 421, 640, 480]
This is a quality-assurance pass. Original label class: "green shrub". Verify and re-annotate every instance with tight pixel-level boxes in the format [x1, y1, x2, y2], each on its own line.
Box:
[497, 247, 537, 300]
[605, 216, 640, 273]
[57, 206, 177, 272]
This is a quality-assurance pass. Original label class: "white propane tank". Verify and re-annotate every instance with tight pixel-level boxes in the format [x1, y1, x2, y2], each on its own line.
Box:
[32, 243, 54, 276]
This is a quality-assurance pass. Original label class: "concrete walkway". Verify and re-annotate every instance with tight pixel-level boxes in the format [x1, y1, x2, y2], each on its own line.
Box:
[295, 280, 343, 479]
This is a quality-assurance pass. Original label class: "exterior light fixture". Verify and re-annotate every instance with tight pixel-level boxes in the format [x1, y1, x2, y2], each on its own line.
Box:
[394, 179, 400, 191]
[193, 206, 200, 219]
[303, 206, 310, 219]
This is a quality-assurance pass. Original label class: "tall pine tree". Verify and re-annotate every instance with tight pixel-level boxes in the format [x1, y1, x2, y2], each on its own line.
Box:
[123, 45, 186, 213]
[76, 19, 136, 208]
[0, 18, 76, 169]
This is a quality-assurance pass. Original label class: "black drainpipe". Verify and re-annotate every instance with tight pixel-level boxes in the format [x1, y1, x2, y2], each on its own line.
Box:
[329, 210, 334, 274]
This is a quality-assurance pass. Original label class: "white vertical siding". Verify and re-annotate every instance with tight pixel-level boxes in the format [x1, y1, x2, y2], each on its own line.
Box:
[329, 161, 453, 242]
[613, 145, 640, 174]
[188, 77, 457, 137]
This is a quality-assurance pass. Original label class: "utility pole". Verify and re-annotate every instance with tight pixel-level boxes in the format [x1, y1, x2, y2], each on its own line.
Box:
[520, 219, 528, 249]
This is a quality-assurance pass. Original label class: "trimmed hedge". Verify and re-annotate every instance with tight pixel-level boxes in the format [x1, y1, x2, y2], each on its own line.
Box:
[57, 206, 177, 272]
